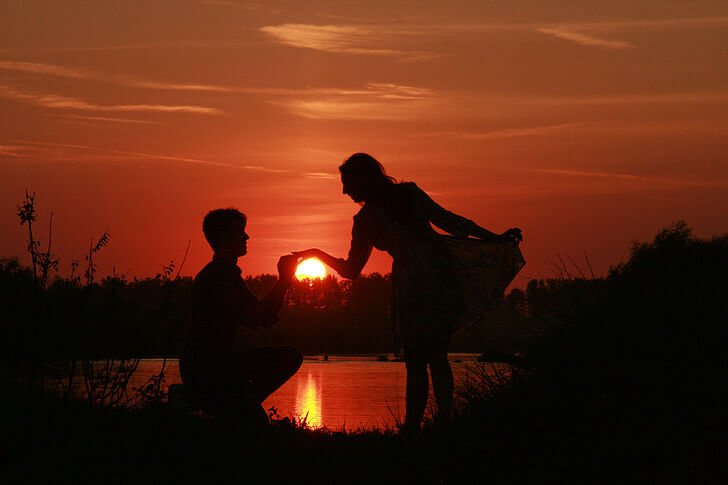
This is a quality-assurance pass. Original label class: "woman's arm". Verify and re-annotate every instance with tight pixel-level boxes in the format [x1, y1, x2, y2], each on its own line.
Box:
[415, 183, 522, 242]
[293, 246, 371, 280]
[294, 212, 374, 279]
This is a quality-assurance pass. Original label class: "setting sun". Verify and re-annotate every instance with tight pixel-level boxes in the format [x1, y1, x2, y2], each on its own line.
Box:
[295, 258, 326, 281]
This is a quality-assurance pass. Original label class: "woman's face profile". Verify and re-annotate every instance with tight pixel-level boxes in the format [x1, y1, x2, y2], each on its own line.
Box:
[341, 173, 365, 203]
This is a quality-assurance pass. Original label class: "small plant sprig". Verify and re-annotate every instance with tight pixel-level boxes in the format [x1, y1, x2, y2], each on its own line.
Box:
[17, 191, 59, 292]
[17, 190, 38, 282]
[84, 232, 111, 286]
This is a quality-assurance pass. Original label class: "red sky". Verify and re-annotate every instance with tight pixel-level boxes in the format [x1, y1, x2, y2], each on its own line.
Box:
[2, 1, 727, 284]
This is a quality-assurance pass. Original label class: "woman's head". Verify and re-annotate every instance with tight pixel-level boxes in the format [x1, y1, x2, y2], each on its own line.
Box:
[339, 153, 396, 203]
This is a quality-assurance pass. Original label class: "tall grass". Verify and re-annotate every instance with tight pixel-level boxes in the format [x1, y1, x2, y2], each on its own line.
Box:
[13, 192, 189, 410]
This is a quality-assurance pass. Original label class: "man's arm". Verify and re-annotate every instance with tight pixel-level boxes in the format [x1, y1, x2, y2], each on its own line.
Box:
[250, 255, 297, 328]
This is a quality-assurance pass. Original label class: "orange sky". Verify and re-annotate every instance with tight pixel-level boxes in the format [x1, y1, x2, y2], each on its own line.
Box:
[2, 1, 727, 284]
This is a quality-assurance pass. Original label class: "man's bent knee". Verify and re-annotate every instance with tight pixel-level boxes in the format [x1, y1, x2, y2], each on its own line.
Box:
[286, 347, 303, 374]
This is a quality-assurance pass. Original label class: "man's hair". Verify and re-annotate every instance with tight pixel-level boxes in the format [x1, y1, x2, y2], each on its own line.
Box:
[202, 208, 246, 251]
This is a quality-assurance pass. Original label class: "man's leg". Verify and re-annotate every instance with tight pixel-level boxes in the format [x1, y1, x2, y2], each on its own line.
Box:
[233, 347, 303, 402]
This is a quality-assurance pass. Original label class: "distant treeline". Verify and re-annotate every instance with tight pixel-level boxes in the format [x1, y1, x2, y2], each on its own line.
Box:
[0, 259, 537, 358]
[4, 221, 726, 362]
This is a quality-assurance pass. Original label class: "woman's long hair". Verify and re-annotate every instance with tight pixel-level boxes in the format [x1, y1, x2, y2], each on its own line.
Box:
[339, 153, 396, 199]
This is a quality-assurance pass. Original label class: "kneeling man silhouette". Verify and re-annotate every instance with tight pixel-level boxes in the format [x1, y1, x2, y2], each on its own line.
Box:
[179, 208, 302, 423]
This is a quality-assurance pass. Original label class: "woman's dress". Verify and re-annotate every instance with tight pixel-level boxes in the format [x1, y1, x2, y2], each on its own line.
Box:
[345, 182, 524, 352]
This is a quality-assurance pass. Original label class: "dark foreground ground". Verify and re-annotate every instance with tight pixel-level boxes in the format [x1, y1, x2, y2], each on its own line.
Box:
[4, 380, 724, 484]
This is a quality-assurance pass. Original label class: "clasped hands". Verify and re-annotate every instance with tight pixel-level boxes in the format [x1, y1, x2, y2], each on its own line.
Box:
[277, 249, 324, 283]
[277, 249, 326, 283]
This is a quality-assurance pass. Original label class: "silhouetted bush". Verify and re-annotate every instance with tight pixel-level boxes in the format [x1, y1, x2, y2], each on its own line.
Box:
[454, 222, 727, 476]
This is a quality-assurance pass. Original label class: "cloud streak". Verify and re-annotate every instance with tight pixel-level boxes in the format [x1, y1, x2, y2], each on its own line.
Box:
[420, 119, 728, 140]
[0, 60, 434, 97]
[259, 23, 436, 59]
[63, 115, 162, 125]
[0, 61, 441, 120]
[260, 15, 728, 55]
[272, 82, 435, 120]
[529, 91, 728, 106]
[536, 28, 633, 49]
[0, 60, 91, 79]
[0, 60, 247, 93]
[17, 140, 234, 167]
[423, 123, 592, 140]
[531, 168, 641, 180]
[11, 140, 335, 178]
[0, 144, 36, 157]
[0, 85, 224, 115]
[260, 24, 404, 56]
[565, 16, 728, 33]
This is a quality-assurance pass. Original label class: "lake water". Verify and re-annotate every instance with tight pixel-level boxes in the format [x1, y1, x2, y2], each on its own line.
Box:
[132, 354, 492, 430]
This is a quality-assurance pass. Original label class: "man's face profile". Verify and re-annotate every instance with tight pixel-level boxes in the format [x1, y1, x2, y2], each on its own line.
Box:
[220, 220, 249, 257]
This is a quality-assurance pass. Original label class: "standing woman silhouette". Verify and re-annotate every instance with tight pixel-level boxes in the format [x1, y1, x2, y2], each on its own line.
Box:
[295, 153, 522, 432]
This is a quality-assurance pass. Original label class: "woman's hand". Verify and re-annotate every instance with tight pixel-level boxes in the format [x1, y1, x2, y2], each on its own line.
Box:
[500, 228, 523, 244]
[292, 248, 323, 261]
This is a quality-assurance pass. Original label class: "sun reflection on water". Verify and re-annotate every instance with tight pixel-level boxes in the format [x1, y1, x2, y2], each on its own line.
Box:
[295, 372, 322, 428]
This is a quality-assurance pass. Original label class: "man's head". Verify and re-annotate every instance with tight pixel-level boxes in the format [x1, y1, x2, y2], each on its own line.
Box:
[202, 208, 249, 257]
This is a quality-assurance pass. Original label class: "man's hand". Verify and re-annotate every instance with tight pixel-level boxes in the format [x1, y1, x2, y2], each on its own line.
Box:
[277, 254, 299, 282]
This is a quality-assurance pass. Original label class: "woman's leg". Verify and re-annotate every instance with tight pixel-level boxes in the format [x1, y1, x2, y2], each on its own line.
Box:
[404, 347, 429, 432]
[429, 348, 453, 425]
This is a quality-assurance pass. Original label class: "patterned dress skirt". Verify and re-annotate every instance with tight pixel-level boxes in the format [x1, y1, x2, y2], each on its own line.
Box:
[391, 236, 525, 352]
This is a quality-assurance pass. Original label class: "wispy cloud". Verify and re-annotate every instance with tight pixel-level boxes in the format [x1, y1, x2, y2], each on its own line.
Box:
[18, 140, 234, 167]
[0, 60, 245, 93]
[533, 16, 728, 48]
[302, 172, 337, 180]
[0, 85, 224, 115]
[200, 0, 264, 10]
[260, 24, 400, 55]
[3, 15, 726, 55]
[261, 15, 728, 55]
[278, 87, 728, 121]
[536, 28, 633, 49]
[530, 91, 728, 106]
[240, 165, 290, 174]
[0, 39, 261, 54]
[444, 91, 728, 112]
[524, 168, 728, 193]
[422, 122, 592, 140]
[0, 144, 36, 157]
[273, 82, 435, 120]
[259, 23, 434, 59]
[14, 140, 305, 175]
[0, 60, 91, 79]
[63, 115, 162, 125]
[531, 168, 641, 180]
[0, 60, 433, 99]
[419, 119, 728, 140]
[566, 16, 728, 32]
